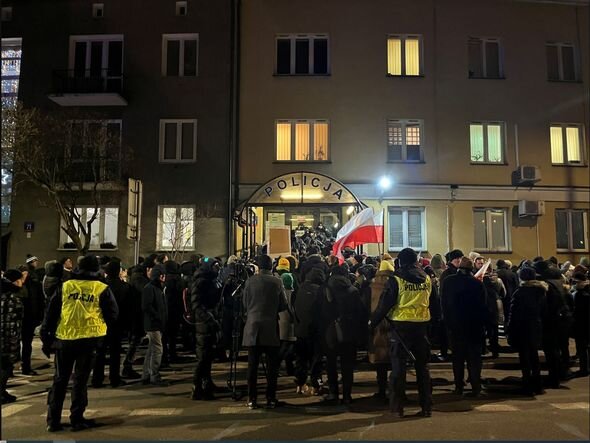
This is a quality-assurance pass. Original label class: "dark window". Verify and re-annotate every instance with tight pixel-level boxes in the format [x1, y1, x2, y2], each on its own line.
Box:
[164, 123, 177, 159]
[166, 40, 180, 76]
[313, 38, 328, 74]
[276, 39, 291, 74]
[562, 45, 575, 81]
[295, 39, 309, 74]
[107, 41, 123, 77]
[485, 41, 500, 78]
[468, 39, 483, 78]
[90, 42, 102, 78]
[74, 42, 87, 77]
[184, 39, 197, 76]
[546, 45, 559, 80]
[181, 122, 194, 160]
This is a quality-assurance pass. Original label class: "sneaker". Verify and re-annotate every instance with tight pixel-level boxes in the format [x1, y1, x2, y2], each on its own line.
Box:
[46, 423, 64, 433]
[71, 418, 97, 432]
[122, 368, 142, 379]
[246, 401, 259, 410]
[295, 385, 303, 394]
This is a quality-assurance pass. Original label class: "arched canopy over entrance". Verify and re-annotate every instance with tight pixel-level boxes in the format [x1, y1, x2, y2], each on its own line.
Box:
[233, 172, 365, 256]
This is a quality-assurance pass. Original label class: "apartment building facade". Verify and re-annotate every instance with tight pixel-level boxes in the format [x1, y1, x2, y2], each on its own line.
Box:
[236, 0, 590, 263]
[2, 0, 233, 267]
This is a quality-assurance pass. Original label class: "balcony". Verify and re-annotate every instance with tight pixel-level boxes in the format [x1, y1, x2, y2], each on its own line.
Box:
[48, 69, 128, 106]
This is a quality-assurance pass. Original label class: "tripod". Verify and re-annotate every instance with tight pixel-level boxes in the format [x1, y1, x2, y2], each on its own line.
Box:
[227, 280, 245, 400]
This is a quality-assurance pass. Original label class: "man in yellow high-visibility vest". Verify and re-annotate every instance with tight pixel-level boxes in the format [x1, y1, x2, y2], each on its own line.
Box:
[369, 248, 435, 418]
[41, 254, 118, 433]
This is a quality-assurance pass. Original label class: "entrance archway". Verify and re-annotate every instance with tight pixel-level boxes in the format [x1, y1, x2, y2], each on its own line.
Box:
[234, 171, 365, 256]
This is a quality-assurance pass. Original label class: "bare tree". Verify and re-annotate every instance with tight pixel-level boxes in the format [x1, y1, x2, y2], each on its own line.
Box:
[1, 104, 131, 255]
[160, 202, 224, 262]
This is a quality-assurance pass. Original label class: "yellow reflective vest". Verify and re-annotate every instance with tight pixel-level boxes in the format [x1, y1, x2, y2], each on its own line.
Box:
[387, 275, 432, 322]
[56, 279, 108, 340]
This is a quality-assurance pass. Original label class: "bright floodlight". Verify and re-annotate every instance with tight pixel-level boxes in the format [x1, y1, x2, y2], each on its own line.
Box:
[378, 176, 392, 190]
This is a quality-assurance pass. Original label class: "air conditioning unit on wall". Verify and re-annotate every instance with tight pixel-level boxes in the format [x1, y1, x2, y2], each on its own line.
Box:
[516, 165, 541, 185]
[518, 200, 545, 217]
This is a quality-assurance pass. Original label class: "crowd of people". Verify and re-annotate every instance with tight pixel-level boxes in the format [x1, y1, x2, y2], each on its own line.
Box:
[0, 246, 589, 432]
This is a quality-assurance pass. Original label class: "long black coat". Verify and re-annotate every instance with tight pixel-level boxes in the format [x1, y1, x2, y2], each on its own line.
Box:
[242, 270, 288, 347]
[190, 269, 222, 336]
[573, 283, 590, 342]
[128, 266, 148, 336]
[106, 276, 131, 331]
[294, 268, 325, 339]
[542, 275, 573, 344]
[142, 280, 168, 332]
[441, 269, 487, 343]
[319, 275, 364, 351]
[507, 280, 547, 348]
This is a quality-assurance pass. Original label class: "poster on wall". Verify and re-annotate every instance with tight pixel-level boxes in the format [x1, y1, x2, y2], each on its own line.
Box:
[267, 226, 291, 258]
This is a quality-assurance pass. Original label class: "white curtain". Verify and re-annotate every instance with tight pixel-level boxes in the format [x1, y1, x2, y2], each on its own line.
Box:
[470, 124, 484, 162]
[387, 38, 401, 75]
[550, 126, 564, 164]
[313, 122, 328, 160]
[405, 38, 420, 76]
[276, 123, 291, 160]
[295, 122, 310, 160]
[566, 127, 581, 162]
[487, 124, 502, 163]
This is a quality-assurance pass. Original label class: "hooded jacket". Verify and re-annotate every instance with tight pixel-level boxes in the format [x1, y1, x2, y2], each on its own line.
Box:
[42, 261, 63, 301]
[294, 267, 324, 338]
[319, 273, 364, 350]
[507, 280, 547, 348]
[190, 262, 222, 335]
[540, 267, 573, 340]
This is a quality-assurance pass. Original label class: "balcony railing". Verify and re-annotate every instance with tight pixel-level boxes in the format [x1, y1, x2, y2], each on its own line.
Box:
[61, 157, 122, 183]
[49, 69, 127, 106]
[52, 69, 124, 94]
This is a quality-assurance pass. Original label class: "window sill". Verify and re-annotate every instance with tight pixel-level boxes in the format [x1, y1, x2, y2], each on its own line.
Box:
[468, 76, 506, 80]
[388, 248, 427, 253]
[57, 248, 119, 252]
[547, 79, 582, 84]
[387, 160, 426, 164]
[473, 250, 513, 254]
[557, 249, 589, 253]
[159, 160, 197, 164]
[157, 248, 195, 252]
[551, 163, 587, 167]
[470, 161, 508, 166]
[273, 73, 331, 77]
[386, 74, 424, 78]
[273, 160, 331, 164]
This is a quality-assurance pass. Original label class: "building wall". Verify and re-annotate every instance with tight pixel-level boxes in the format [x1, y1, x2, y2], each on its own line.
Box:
[237, 0, 590, 260]
[3, 0, 232, 267]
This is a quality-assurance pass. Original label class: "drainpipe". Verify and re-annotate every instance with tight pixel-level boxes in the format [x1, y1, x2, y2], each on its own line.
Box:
[228, 0, 241, 256]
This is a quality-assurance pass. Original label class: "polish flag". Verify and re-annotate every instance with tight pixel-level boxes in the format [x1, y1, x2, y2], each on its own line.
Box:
[332, 208, 384, 263]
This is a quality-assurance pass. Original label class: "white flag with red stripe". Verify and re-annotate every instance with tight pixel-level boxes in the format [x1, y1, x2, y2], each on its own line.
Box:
[332, 208, 384, 263]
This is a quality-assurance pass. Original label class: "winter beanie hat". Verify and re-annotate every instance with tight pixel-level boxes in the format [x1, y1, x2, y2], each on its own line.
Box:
[379, 260, 394, 272]
[447, 249, 464, 262]
[519, 267, 537, 282]
[78, 254, 100, 273]
[398, 248, 418, 267]
[281, 272, 294, 290]
[276, 258, 291, 273]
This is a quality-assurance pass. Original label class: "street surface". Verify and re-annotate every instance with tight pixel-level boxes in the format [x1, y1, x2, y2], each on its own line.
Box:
[2, 339, 589, 441]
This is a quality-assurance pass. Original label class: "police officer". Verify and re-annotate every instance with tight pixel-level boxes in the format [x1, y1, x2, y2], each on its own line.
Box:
[41, 254, 118, 432]
[369, 248, 434, 418]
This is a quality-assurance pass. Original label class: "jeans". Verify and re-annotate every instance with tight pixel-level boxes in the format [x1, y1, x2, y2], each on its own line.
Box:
[247, 346, 279, 402]
[142, 331, 163, 382]
[47, 338, 98, 426]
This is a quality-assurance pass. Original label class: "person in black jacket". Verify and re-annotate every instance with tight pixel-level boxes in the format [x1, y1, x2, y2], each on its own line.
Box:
[535, 260, 573, 387]
[43, 261, 64, 301]
[141, 264, 168, 386]
[163, 260, 183, 365]
[20, 256, 45, 375]
[437, 249, 464, 361]
[190, 258, 222, 400]
[1, 270, 25, 404]
[92, 261, 129, 388]
[497, 259, 519, 319]
[572, 271, 589, 376]
[319, 263, 364, 406]
[300, 246, 329, 282]
[442, 257, 487, 396]
[482, 269, 504, 358]
[507, 267, 547, 395]
[294, 267, 325, 395]
[122, 260, 151, 379]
